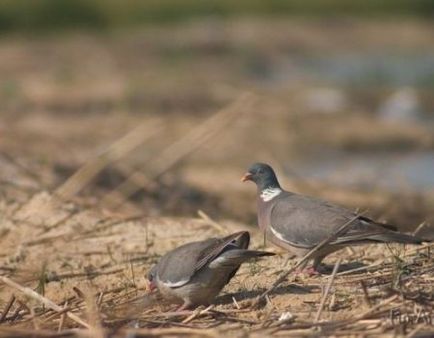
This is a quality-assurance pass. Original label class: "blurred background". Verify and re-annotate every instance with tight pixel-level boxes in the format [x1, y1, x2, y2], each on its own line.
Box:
[1, 0, 433, 231]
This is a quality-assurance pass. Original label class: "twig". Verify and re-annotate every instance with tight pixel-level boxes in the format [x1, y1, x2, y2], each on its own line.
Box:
[0, 276, 90, 328]
[232, 297, 240, 310]
[8, 304, 23, 323]
[182, 305, 214, 324]
[36, 209, 79, 236]
[55, 119, 162, 199]
[255, 213, 362, 305]
[326, 260, 384, 278]
[0, 294, 15, 323]
[72, 286, 85, 299]
[102, 93, 254, 209]
[0, 152, 45, 189]
[75, 214, 146, 238]
[315, 258, 342, 322]
[29, 306, 39, 331]
[58, 301, 68, 332]
[346, 246, 356, 255]
[96, 292, 105, 307]
[140, 318, 214, 329]
[122, 327, 218, 337]
[84, 291, 104, 338]
[140, 308, 251, 321]
[24, 231, 72, 246]
[360, 280, 372, 308]
[413, 222, 426, 236]
[0, 327, 81, 337]
[197, 210, 227, 234]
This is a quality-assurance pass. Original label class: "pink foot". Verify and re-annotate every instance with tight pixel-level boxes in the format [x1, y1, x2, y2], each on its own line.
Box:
[295, 266, 320, 276]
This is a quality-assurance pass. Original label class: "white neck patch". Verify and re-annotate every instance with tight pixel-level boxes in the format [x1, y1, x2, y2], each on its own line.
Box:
[260, 187, 282, 202]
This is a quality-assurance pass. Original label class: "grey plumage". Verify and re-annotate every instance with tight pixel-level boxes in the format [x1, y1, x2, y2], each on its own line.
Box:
[242, 162, 426, 271]
[147, 231, 274, 309]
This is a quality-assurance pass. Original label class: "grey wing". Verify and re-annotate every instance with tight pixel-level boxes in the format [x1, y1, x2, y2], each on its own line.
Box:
[208, 249, 275, 269]
[333, 218, 422, 245]
[156, 238, 221, 287]
[194, 231, 249, 271]
[157, 232, 246, 288]
[269, 194, 397, 249]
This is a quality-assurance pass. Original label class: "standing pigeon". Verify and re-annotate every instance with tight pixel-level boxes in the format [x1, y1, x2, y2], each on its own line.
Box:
[242, 162, 425, 273]
[147, 231, 274, 309]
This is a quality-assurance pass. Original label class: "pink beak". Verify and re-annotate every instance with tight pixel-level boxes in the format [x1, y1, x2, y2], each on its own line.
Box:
[241, 173, 253, 182]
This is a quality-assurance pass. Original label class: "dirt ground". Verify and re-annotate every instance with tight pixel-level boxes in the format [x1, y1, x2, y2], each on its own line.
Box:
[1, 19, 434, 337]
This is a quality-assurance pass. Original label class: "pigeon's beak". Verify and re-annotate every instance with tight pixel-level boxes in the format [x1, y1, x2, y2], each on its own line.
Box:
[147, 280, 157, 293]
[241, 172, 253, 182]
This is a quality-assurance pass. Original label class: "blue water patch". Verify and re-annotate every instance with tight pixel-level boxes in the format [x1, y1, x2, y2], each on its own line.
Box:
[293, 151, 434, 192]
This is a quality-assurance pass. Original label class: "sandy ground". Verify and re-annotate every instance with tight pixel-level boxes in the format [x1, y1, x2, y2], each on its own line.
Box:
[0, 191, 433, 337]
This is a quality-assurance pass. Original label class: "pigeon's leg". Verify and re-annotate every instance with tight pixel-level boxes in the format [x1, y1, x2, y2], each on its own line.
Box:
[312, 256, 323, 270]
[294, 259, 311, 275]
[303, 266, 321, 276]
[311, 255, 327, 274]
[294, 257, 323, 276]
[176, 300, 194, 312]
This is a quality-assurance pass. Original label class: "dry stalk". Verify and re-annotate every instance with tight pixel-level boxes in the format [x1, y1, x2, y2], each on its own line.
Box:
[36, 209, 79, 236]
[0, 276, 90, 328]
[101, 92, 255, 209]
[122, 327, 218, 337]
[314, 258, 342, 322]
[412, 222, 426, 236]
[0, 152, 45, 189]
[84, 290, 104, 338]
[197, 210, 227, 234]
[0, 327, 79, 337]
[29, 306, 39, 330]
[58, 301, 68, 332]
[55, 119, 162, 200]
[360, 280, 372, 308]
[328, 260, 385, 278]
[182, 305, 214, 324]
[0, 294, 15, 323]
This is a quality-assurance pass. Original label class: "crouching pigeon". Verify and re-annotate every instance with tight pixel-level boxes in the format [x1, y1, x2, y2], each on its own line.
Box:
[147, 231, 274, 309]
[242, 162, 426, 273]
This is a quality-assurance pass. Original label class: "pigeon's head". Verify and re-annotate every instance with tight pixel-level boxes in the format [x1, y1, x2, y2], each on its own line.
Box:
[241, 163, 280, 190]
[146, 265, 157, 291]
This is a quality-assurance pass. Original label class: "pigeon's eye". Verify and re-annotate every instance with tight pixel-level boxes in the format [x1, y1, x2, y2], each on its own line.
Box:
[258, 169, 263, 174]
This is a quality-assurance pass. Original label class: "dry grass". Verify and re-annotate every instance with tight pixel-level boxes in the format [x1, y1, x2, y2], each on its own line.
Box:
[0, 191, 434, 337]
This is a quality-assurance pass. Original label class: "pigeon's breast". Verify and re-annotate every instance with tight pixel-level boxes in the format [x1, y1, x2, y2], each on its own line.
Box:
[257, 196, 275, 232]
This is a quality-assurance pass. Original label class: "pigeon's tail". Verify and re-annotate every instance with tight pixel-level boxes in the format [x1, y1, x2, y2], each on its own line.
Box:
[369, 231, 425, 245]
[209, 249, 274, 269]
[234, 231, 250, 250]
[240, 250, 276, 259]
